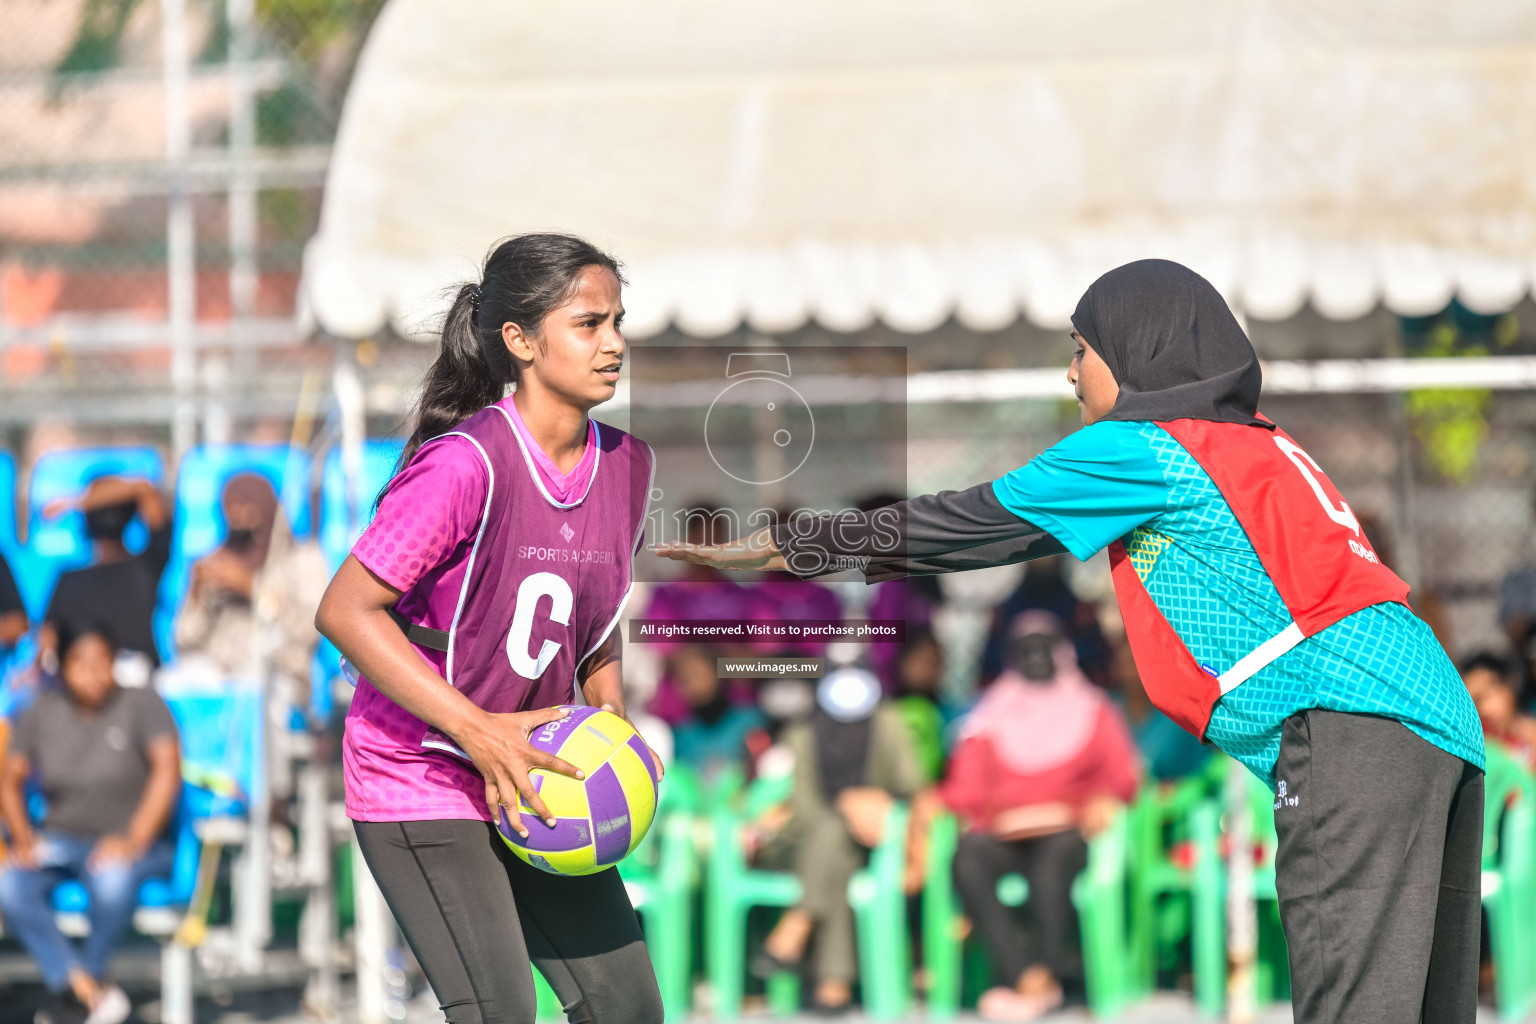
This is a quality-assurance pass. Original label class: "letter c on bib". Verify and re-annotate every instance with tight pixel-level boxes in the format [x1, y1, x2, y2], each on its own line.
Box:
[505, 572, 574, 679]
[1273, 436, 1361, 537]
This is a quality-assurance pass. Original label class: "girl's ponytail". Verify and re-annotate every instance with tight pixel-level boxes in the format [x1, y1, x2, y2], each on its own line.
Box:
[395, 283, 508, 471]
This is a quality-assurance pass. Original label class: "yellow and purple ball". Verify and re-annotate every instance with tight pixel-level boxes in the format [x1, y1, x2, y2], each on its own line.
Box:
[496, 706, 659, 876]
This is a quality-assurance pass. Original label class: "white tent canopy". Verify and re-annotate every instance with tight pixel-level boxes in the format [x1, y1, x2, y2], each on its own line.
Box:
[304, 0, 1536, 340]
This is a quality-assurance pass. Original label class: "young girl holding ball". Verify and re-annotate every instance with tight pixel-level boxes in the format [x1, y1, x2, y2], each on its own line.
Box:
[317, 234, 662, 1024]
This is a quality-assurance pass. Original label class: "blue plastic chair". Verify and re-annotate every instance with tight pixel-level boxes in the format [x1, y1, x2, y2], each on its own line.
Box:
[0, 450, 32, 682]
[0, 449, 19, 557]
[167, 687, 265, 817]
[157, 445, 314, 662]
[20, 447, 164, 621]
[318, 440, 404, 572]
[312, 440, 403, 723]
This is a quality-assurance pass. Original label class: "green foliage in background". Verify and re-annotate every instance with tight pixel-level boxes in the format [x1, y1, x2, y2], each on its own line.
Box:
[54, 0, 145, 75]
[257, 0, 384, 64]
[1401, 313, 1520, 483]
[53, 0, 382, 101]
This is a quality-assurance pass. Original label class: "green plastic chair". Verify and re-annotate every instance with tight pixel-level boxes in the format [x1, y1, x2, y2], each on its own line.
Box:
[923, 810, 1135, 1019]
[1480, 743, 1536, 1022]
[1125, 767, 1225, 1001]
[620, 767, 702, 1022]
[706, 771, 806, 1020]
[846, 802, 913, 1019]
[1073, 808, 1134, 1015]
[705, 772, 911, 1019]
[1185, 761, 1291, 1016]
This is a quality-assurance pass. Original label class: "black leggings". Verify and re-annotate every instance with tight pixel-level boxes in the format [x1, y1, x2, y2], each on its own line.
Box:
[1273, 710, 1483, 1024]
[952, 828, 1088, 987]
[353, 819, 663, 1024]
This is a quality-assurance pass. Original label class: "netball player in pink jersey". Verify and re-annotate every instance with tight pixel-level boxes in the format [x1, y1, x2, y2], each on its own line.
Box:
[316, 234, 662, 1024]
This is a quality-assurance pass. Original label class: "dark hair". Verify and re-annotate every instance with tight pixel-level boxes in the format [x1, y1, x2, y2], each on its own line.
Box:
[56, 620, 116, 663]
[392, 233, 624, 478]
[1460, 650, 1516, 685]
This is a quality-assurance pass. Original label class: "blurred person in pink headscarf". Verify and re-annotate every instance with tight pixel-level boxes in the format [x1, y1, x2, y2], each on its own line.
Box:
[927, 611, 1139, 1020]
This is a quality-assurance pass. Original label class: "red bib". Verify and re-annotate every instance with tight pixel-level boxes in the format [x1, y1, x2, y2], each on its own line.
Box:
[1109, 418, 1409, 739]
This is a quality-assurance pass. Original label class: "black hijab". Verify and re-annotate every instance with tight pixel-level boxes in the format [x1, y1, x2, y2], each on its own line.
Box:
[1070, 259, 1269, 428]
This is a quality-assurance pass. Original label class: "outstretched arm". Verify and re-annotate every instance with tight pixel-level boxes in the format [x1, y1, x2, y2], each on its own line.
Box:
[652, 482, 1065, 581]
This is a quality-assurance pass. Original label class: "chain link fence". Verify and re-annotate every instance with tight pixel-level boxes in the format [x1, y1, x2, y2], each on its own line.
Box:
[0, 0, 380, 447]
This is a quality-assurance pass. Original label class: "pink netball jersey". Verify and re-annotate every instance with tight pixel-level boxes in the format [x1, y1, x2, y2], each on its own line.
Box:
[344, 398, 654, 822]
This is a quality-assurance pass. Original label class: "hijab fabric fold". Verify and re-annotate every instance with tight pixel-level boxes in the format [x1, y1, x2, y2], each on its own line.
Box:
[1071, 259, 1270, 428]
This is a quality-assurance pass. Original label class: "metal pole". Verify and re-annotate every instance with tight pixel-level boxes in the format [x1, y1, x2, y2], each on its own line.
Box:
[212, 0, 259, 444]
[1392, 391, 1424, 591]
[161, 0, 197, 459]
[160, 939, 195, 1024]
[353, 836, 394, 1024]
[298, 762, 338, 1015]
[335, 356, 366, 530]
[234, 676, 273, 970]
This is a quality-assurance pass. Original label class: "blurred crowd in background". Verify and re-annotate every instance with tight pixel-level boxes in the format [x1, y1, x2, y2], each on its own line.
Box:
[0, 428, 1534, 1023]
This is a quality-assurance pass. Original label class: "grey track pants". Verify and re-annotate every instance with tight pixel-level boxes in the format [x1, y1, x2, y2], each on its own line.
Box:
[353, 818, 663, 1024]
[1272, 710, 1483, 1024]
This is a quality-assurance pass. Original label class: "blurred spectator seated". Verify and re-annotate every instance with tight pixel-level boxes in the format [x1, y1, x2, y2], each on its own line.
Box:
[644, 503, 760, 724]
[978, 556, 1108, 688]
[931, 612, 1139, 1021]
[853, 494, 944, 695]
[889, 625, 958, 785]
[0, 622, 180, 1024]
[21, 448, 165, 623]
[1108, 628, 1210, 782]
[1516, 625, 1536, 715]
[869, 577, 941, 694]
[755, 667, 921, 1013]
[667, 643, 765, 788]
[749, 507, 844, 656]
[169, 473, 328, 704]
[1495, 489, 1536, 674]
[1461, 650, 1536, 769]
[0, 549, 29, 653]
[0, 550, 35, 754]
[40, 476, 171, 690]
[750, 572, 842, 656]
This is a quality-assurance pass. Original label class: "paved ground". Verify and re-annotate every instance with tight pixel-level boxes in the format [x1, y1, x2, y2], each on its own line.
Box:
[0, 955, 1513, 1024]
[8, 985, 1516, 1024]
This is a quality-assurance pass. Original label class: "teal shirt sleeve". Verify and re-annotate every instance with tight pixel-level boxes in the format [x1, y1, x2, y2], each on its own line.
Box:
[990, 420, 1170, 560]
